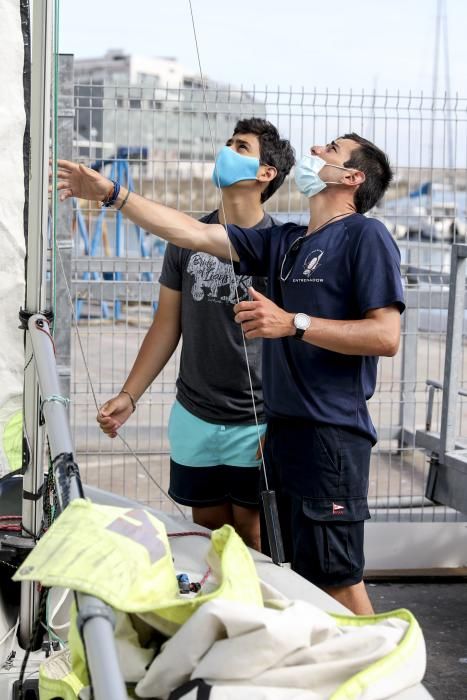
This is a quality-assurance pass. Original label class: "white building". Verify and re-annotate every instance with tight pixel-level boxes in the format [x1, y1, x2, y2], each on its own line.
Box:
[74, 50, 266, 177]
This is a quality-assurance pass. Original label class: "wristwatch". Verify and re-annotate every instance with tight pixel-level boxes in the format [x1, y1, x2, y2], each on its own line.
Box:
[293, 312, 311, 340]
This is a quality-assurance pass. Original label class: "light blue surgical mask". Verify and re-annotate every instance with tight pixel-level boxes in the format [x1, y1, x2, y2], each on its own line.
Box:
[294, 154, 352, 198]
[212, 146, 260, 188]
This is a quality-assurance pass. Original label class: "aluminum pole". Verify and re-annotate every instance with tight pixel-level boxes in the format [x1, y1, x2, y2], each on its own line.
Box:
[440, 244, 467, 456]
[28, 315, 81, 505]
[20, 0, 53, 647]
[29, 314, 128, 700]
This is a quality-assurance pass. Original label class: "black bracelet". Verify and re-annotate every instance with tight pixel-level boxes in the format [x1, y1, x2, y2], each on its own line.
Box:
[117, 188, 131, 211]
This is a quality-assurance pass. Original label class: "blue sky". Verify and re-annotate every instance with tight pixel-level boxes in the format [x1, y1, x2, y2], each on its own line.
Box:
[59, 0, 466, 96]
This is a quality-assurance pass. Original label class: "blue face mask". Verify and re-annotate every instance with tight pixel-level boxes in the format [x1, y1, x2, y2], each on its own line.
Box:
[212, 146, 260, 188]
[295, 154, 352, 198]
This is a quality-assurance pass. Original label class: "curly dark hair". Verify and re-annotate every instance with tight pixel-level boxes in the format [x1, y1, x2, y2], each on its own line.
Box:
[340, 132, 393, 213]
[233, 118, 295, 202]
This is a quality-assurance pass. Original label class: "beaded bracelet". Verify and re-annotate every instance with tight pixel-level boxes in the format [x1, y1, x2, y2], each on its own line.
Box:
[102, 180, 121, 207]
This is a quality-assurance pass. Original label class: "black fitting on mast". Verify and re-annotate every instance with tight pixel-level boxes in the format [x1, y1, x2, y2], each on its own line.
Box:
[52, 451, 84, 510]
[18, 307, 54, 331]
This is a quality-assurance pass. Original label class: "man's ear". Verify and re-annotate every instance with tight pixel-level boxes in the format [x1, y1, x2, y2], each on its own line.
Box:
[257, 164, 277, 183]
[343, 169, 365, 187]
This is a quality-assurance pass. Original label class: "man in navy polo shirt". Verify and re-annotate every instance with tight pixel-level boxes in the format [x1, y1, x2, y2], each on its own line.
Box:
[229, 134, 404, 614]
[57, 133, 404, 615]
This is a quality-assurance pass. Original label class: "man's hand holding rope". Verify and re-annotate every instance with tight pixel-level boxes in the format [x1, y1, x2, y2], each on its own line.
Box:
[234, 287, 294, 339]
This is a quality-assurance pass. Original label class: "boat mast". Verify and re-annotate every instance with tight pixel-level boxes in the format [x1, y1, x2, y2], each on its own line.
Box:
[431, 0, 454, 172]
[19, 0, 53, 647]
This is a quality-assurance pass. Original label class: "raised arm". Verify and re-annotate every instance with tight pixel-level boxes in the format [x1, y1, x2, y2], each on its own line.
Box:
[56, 160, 237, 261]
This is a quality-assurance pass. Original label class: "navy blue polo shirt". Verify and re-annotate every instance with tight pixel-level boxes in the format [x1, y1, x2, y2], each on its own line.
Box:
[227, 213, 405, 444]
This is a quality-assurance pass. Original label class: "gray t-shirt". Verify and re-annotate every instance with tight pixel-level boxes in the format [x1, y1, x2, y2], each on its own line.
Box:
[159, 210, 273, 424]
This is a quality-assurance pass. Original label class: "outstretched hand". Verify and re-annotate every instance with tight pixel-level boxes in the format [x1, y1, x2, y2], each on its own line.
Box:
[97, 393, 135, 438]
[56, 159, 113, 203]
[233, 287, 294, 339]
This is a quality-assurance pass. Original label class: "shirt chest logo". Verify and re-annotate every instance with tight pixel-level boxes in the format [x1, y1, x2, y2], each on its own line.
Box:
[303, 249, 324, 276]
[292, 249, 325, 283]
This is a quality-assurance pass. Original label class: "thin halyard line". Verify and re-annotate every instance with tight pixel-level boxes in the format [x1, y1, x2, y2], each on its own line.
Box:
[54, 243, 186, 518]
[187, 0, 269, 489]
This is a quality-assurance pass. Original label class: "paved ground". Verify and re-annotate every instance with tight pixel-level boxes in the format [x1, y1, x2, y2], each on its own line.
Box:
[367, 580, 467, 700]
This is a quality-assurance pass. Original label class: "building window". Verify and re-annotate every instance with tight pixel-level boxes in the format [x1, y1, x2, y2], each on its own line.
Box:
[129, 99, 141, 109]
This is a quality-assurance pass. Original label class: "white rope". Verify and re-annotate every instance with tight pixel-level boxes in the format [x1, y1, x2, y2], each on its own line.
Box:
[187, 0, 269, 489]
[49, 2, 270, 516]
[54, 244, 187, 519]
[0, 617, 19, 655]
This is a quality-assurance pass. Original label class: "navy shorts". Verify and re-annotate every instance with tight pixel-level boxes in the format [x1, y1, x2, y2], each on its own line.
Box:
[261, 419, 372, 588]
[169, 460, 260, 508]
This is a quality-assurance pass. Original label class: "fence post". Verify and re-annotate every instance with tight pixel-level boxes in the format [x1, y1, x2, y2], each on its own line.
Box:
[399, 304, 418, 446]
[55, 54, 74, 398]
[440, 244, 467, 456]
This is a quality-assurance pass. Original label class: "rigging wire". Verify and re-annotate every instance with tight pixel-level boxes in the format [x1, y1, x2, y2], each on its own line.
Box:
[187, 0, 269, 490]
[45, 0, 184, 514]
[49, 0, 186, 516]
[53, 243, 187, 519]
[49, 2, 275, 523]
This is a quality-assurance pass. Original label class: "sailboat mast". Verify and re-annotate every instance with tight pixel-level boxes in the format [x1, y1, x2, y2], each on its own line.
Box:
[20, 0, 53, 647]
[430, 0, 454, 171]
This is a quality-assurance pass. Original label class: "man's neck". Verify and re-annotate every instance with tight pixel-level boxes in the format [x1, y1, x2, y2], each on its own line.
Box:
[307, 191, 356, 234]
[217, 190, 265, 228]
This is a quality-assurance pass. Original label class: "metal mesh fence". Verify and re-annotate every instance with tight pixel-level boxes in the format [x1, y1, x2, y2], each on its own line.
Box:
[67, 83, 467, 521]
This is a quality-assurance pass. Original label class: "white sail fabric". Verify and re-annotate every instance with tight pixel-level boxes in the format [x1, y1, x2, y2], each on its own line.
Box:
[136, 599, 426, 700]
[0, 0, 26, 475]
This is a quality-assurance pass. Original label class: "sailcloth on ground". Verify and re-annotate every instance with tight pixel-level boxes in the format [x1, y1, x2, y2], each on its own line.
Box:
[0, 0, 28, 475]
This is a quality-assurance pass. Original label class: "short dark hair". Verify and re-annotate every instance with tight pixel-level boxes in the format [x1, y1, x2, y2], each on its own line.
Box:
[233, 118, 295, 202]
[340, 133, 393, 213]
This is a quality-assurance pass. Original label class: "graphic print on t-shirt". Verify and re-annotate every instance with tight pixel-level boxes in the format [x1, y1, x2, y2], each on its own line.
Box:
[187, 252, 252, 304]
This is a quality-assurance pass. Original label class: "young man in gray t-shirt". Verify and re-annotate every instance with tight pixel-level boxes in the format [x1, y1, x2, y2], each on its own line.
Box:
[97, 118, 294, 549]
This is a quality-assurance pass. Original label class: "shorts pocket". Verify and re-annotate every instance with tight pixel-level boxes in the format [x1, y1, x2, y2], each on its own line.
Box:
[167, 401, 180, 447]
[303, 496, 370, 523]
[294, 497, 368, 584]
[310, 424, 342, 492]
[314, 425, 372, 497]
[313, 424, 341, 470]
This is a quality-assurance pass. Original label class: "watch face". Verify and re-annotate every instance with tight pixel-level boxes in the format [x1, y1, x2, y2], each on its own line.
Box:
[294, 313, 311, 330]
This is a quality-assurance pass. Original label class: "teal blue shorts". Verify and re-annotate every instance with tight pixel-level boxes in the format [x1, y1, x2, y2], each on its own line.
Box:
[168, 400, 266, 468]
